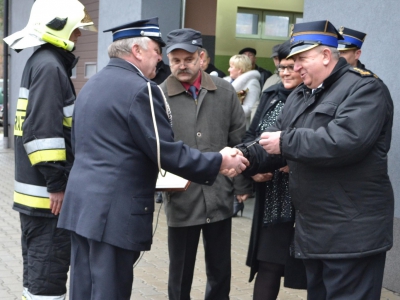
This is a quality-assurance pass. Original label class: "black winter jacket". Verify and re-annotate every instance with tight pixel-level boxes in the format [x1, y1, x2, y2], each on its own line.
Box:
[243, 58, 394, 259]
[14, 44, 76, 217]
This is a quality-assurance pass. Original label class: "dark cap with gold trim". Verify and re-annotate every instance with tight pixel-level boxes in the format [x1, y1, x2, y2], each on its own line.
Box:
[287, 20, 343, 58]
[337, 27, 366, 51]
[103, 17, 165, 47]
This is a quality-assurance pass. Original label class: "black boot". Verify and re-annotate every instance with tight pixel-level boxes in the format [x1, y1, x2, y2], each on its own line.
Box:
[233, 197, 244, 217]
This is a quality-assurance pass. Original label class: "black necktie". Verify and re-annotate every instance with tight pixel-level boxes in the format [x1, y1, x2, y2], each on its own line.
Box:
[189, 85, 197, 100]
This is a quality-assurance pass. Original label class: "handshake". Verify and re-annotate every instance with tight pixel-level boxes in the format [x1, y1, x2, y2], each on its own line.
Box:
[219, 147, 249, 177]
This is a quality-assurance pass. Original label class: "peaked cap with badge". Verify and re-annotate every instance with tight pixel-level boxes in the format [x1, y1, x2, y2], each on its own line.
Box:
[104, 17, 165, 47]
[287, 20, 343, 58]
[337, 27, 367, 51]
[166, 28, 203, 54]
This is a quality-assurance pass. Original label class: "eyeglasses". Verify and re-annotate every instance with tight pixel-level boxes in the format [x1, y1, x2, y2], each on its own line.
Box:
[170, 56, 200, 67]
[278, 65, 295, 73]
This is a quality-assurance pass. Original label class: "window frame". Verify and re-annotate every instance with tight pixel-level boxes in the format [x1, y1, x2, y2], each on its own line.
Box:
[236, 8, 303, 41]
[235, 8, 262, 39]
[84, 62, 97, 79]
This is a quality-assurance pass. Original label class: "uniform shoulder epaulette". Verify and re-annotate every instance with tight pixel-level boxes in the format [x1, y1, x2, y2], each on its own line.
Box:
[349, 67, 376, 78]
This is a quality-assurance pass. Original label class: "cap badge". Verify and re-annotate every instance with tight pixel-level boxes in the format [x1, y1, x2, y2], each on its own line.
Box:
[192, 40, 197, 44]
[339, 26, 344, 35]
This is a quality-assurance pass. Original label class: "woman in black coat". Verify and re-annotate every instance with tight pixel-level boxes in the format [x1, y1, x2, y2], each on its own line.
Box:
[238, 41, 307, 299]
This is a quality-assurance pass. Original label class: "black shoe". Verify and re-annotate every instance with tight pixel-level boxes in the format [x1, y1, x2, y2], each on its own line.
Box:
[155, 193, 163, 203]
[233, 201, 244, 217]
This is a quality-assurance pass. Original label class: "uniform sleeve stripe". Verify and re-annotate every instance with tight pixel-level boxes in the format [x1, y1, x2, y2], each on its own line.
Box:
[14, 192, 50, 209]
[14, 180, 49, 198]
[63, 117, 72, 128]
[63, 104, 75, 118]
[14, 130, 23, 137]
[19, 87, 29, 99]
[27, 149, 67, 165]
[24, 138, 66, 154]
[17, 99, 28, 111]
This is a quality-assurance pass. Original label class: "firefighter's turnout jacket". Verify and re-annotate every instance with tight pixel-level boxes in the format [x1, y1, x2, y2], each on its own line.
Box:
[14, 44, 77, 217]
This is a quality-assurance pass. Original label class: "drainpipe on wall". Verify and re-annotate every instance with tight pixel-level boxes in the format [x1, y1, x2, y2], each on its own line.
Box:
[181, 0, 186, 28]
[3, 0, 10, 149]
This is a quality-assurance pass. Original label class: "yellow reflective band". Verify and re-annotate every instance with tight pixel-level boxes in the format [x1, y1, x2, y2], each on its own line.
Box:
[15, 99, 28, 136]
[63, 116, 72, 128]
[14, 191, 50, 209]
[17, 98, 28, 110]
[14, 130, 23, 137]
[28, 149, 66, 165]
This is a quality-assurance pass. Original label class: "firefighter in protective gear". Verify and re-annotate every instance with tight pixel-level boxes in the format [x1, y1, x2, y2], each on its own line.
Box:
[3, 1, 96, 299]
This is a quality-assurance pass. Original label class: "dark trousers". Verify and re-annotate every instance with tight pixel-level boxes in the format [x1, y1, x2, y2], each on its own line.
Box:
[168, 218, 232, 300]
[69, 231, 140, 300]
[20, 213, 70, 296]
[303, 252, 387, 300]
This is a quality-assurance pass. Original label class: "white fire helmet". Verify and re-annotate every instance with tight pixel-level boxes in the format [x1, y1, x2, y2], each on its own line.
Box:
[4, 0, 97, 52]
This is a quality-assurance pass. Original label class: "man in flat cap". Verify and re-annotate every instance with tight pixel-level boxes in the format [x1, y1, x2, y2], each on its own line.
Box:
[241, 20, 394, 299]
[337, 27, 367, 68]
[4, 1, 96, 299]
[57, 18, 249, 299]
[239, 47, 272, 88]
[160, 28, 252, 300]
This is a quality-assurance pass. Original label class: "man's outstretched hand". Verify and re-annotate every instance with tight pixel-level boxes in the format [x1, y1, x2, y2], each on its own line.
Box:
[219, 147, 249, 177]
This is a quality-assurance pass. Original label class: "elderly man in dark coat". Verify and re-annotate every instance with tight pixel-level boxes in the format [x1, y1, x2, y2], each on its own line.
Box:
[254, 20, 394, 300]
[57, 18, 248, 300]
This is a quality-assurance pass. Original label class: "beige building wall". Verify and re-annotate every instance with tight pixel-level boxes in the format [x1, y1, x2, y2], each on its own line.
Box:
[215, 0, 304, 73]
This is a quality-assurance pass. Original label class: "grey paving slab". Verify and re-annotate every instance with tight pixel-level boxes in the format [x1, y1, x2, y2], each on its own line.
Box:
[0, 130, 399, 299]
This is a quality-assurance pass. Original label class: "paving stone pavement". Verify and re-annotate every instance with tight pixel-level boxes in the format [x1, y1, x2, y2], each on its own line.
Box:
[1, 130, 400, 299]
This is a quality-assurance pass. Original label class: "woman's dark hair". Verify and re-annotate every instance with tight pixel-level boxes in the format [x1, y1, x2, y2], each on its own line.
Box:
[277, 40, 291, 61]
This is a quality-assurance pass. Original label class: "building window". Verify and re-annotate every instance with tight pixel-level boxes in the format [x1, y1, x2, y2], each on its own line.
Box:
[236, 8, 303, 40]
[84, 63, 97, 79]
[70, 66, 77, 79]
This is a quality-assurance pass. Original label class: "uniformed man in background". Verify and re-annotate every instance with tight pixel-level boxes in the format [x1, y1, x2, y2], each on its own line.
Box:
[3, 1, 96, 299]
[337, 27, 367, 68]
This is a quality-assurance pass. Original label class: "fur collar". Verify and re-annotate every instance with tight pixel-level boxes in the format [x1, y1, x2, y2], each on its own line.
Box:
[224, 70, 260, 92]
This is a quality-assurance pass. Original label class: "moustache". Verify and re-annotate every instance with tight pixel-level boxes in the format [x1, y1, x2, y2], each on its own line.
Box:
[177, 69, 193, 75]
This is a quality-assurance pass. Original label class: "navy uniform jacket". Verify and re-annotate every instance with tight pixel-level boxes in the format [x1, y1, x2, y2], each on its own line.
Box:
[58, 58, 221, 251]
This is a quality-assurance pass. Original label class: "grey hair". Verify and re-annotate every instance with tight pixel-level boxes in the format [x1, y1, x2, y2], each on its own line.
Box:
[108, 37, 151, 58]
[328, 46, 340, 60]
[200, 47, 209, 57]
[316, 45, 340, 60]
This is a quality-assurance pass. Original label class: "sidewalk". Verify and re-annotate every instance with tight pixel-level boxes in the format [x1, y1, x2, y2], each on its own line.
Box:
[1, 130, 399, 299]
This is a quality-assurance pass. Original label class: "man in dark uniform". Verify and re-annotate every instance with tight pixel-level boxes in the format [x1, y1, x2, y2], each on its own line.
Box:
[255, 20, 394, 299]
[239, 47, 272, 87]
[337, 27, 367, 69]
[57, 17, 248, 300]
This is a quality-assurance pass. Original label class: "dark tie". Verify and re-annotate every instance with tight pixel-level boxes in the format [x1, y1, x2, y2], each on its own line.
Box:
[189, 85, 197, 100]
